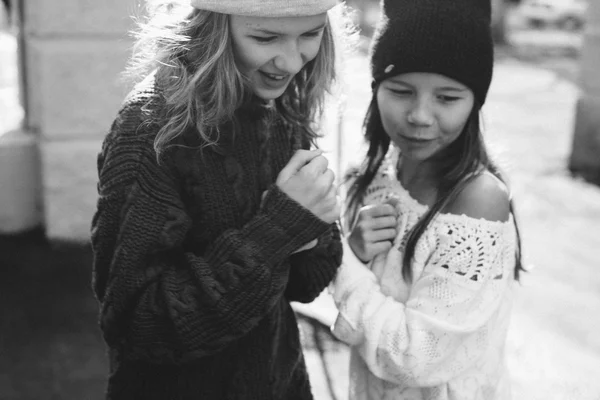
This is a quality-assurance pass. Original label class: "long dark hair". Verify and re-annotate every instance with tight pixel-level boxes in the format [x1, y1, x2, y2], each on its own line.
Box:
[345, 89, 525, 282]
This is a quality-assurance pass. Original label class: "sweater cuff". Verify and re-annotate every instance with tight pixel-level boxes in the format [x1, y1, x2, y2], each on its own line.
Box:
[248, 184, 332, 259]
[331, 237, 375, 303]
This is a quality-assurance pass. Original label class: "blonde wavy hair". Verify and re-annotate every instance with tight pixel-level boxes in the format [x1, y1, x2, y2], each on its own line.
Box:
[125, 1, 347, 157]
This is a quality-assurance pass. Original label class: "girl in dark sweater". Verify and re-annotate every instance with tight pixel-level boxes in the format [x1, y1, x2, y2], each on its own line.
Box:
[91, 1, 347, 398]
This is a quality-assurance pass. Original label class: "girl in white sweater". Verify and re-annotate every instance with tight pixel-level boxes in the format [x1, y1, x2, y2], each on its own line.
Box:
[331, 0, 525, 398]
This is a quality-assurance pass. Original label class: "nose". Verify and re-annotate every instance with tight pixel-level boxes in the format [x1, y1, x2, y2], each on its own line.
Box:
[273, 40, 304, 76]
[407, 97, 434, 126]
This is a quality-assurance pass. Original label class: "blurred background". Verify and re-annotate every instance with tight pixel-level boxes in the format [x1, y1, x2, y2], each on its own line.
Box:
[1, 0, 599, 399]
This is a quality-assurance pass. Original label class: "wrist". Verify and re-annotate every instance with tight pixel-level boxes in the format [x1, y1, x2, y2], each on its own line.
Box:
[346, 235, 368, 264]
[291, 238, 318, 254]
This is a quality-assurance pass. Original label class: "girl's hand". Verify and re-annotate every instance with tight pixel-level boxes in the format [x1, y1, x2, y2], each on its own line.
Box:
[276, 150, 341, 224]
[348, 202, 398, 263]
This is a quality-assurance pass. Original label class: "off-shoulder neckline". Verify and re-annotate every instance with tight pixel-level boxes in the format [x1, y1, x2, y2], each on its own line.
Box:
[370, 175, 514, 229]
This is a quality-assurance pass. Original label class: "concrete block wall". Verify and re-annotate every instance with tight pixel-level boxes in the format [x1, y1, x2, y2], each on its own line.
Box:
[21, 0, 139, 240]
[570, 1, 600, 184]
[0, 130, 40, 232]
[0, 16, 37, 234]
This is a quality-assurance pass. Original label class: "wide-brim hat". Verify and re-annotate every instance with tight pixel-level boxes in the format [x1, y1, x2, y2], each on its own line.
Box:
[190, 0, 339, 17]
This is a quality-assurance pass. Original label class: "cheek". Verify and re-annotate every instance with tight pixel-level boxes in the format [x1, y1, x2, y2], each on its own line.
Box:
[232, 38, 267, 74]
[302, 39, 322, 63]
[440, 106, 472, 140]
[379, 105, 396, 135]
[377, 92, 405, 135]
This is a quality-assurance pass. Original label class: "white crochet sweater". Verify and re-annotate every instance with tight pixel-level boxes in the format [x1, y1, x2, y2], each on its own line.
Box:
[331, 152, 517, 400]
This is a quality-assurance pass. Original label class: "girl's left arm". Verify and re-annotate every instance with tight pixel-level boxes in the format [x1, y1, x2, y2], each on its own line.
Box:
[285, 222, 342, 303]
[331, 219, 516, 387]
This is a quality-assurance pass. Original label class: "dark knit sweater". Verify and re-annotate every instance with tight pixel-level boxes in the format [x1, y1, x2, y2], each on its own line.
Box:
[91, 75, 342, 400]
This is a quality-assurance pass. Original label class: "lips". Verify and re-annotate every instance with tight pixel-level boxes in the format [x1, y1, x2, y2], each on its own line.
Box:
[399, 134, 435, 142]
[256, 70, 291, 92]
[260, 71, 288, 81]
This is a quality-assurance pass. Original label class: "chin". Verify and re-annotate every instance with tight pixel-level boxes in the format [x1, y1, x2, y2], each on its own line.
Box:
[400, 148, 437, 162]
[253, 87, 287, 101]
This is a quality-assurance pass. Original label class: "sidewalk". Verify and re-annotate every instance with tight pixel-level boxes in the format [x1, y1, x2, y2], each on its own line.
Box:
[301, 54, 600, 400]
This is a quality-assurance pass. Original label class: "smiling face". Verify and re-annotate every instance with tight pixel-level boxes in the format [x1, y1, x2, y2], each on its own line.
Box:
[229, 13, 328, 101]
[377, 72, 475, 163]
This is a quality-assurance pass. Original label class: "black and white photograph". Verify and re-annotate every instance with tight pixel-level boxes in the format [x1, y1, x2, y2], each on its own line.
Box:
[1, 0, 599, 399]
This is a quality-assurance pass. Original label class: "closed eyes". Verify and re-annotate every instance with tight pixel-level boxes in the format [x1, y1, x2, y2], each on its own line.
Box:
[250, 28, 323, 44]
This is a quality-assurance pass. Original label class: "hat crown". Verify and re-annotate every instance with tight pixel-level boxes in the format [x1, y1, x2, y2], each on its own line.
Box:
[371, 0, 494, 105]
[190, 0, 338, 17]
[381, 0, 491, 22]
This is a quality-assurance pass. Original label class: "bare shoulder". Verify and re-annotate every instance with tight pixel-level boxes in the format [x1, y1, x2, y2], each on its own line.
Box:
[443, 172, 511, 222]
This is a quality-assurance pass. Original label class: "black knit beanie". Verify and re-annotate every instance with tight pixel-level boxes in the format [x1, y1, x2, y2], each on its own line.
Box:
[370, 0, 494, 106]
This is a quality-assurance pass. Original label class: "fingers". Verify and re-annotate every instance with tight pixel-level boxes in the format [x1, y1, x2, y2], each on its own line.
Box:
[301, 154, 329, 176]
[383, 197, 400, 210]
[371, 241, 393, 256]
[314, 167, 335, 190]
[366, 228, 397, 243]
[371, 216, 397, 230]
[349, 197, 400, 262]
[277, 149, 323, 185]
[361, 203, 397, 218]
[357, 207, 397, 232]
[375, 203, 398, 217]
[276, 150, 340, 223]
[320, 185, 342, 224]
[348, 228, 394, 263]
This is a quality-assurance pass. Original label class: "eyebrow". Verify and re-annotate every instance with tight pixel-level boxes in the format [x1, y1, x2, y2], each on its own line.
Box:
[251, 23, 326, 35]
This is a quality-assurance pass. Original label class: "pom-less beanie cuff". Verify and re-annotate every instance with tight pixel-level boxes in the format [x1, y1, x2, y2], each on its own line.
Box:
[190, 0, 339, 17]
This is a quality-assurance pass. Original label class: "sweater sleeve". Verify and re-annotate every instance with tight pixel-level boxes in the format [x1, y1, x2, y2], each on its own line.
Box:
[331, 217, 516, 386]
[284, 222, 342, 303]
[91, 105, 330, 365]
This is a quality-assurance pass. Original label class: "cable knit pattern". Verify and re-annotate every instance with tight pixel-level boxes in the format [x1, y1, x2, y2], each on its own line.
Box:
[91, 74, 342, 400]
[331, 149, 516, 400]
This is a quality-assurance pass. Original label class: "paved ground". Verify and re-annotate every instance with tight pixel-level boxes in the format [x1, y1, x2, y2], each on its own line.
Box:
[2, 11, 600, 400]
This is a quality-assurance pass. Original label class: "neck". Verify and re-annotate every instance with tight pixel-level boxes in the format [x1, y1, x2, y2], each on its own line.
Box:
[397, 156, 438, 189]
[396, 155, 443, 207]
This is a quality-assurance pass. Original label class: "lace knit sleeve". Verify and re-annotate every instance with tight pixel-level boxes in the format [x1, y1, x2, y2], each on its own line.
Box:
[331, 215, 517, 386]
[92, 96, 330, 364]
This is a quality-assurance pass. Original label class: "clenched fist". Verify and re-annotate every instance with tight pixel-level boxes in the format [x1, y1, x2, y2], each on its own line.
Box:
[348, 200, 398, 263]
[276, 149, 341, 225]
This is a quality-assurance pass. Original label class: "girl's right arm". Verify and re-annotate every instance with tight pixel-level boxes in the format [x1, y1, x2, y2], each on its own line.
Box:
[92, 105, 331, 365]
[331, 178, 515, 386]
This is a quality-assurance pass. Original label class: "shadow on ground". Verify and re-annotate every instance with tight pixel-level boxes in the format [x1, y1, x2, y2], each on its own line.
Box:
[0, 230, 338, 400]
[0, 231, 108, 400]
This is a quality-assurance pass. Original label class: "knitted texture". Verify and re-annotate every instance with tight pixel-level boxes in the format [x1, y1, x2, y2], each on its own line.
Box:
[91, 74, 342, 399]
[190, 0, 338, 17]
[370, 0, 494, 105]
[331, 148, 516, 399]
